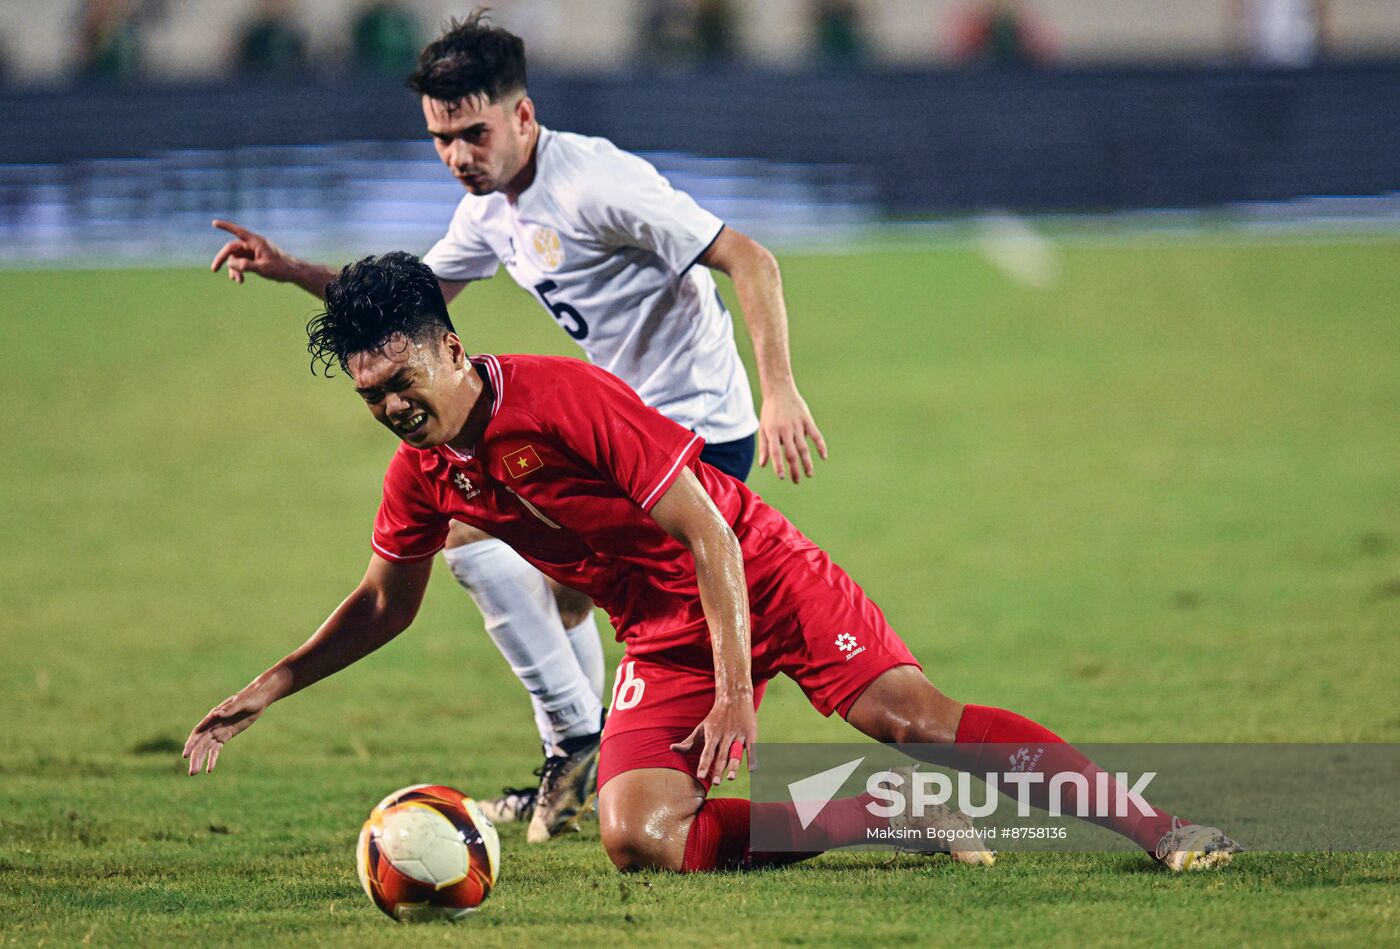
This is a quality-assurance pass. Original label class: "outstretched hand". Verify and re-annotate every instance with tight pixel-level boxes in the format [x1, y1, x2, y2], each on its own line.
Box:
[670, 695, 757, 786]
[183, 685, 272, 776]
[209, 219, 299, 285]
[758, 387, 828, 484]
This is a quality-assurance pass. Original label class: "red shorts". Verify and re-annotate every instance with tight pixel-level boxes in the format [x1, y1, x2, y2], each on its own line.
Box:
[597, 542, 920, 789]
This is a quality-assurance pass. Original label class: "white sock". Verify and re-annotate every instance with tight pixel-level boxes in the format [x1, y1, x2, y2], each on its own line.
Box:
[564, 613, 606, 703]
[441, 539, 604, 751]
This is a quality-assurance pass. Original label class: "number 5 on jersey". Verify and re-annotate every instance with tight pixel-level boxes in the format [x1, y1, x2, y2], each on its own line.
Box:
[534, 280, 589, 340]
[611, 660, 645, 711]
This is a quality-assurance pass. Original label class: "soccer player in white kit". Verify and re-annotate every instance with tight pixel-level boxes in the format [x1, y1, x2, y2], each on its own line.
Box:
[208, 11, 826, 843]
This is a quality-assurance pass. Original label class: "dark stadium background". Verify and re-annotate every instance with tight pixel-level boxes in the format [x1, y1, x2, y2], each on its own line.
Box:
[1, 1, 1397, 263]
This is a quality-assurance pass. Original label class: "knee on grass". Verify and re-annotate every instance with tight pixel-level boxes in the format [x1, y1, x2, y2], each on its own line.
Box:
[600, 812, 686, 873]
[599, 767, 708, 873]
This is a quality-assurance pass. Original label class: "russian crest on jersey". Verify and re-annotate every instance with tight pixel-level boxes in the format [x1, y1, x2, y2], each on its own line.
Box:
[356, 784, 501, 922]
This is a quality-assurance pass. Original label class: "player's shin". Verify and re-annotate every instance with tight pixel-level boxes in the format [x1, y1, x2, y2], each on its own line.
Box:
[950, 704, 1176, 853]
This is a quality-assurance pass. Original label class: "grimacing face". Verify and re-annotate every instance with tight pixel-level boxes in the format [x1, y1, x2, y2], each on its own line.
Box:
[423, 93, 535, 196]
[348, 332, 474, 449]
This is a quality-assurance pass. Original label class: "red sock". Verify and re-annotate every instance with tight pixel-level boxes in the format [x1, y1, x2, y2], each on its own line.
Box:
[680, 794, 889, 872]
[953, 704, 1175, 852]
[681, 798, 752, 872]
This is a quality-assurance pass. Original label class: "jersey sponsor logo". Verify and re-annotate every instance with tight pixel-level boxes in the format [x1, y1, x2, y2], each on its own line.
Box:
[1008, 746, 1045, 773]
[451, 471, 480, 500]
[835, 632, 865, 661]
[505, 445, 544, 479]
[530, 226, 564, 270]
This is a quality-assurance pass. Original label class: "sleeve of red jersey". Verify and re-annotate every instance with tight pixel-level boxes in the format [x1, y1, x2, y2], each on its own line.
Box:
[371, 447, 451, 563]
[544, 363, 705, 512]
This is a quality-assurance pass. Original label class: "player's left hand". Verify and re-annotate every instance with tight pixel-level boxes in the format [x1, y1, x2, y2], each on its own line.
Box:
[759, 387, 827, 484]
[671, 694, 758, 786]
[182, 683, 272, 776]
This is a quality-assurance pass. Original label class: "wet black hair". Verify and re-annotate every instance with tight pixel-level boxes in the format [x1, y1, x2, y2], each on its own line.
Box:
[406, 9, 527, 106]
[307, 251, 456, 376]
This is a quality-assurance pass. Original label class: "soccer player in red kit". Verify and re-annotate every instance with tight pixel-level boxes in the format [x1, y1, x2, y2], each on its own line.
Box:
[184, 253, 1240, 873]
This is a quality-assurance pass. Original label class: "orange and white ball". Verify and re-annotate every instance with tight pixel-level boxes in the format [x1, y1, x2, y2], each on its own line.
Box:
[356, 784, 500, 921]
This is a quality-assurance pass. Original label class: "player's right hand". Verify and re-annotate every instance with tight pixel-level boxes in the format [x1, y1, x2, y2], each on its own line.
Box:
[670, 694, 758, 786]
[182, 685, 271, 776]
[209, 218, 297, 285]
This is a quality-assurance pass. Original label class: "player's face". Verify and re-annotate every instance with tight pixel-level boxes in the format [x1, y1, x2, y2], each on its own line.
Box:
[348, 332, 474, 449]
[423, 94, 535, 196]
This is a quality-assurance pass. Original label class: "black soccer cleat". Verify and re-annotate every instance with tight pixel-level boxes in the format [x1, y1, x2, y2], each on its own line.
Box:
[526, 730, 602, 844]
[478, 783, 538, 825]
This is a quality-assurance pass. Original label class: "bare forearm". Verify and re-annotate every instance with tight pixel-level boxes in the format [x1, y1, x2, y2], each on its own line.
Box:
[650, 471, 754, 697]
[286, 259, 340, 300]
[729, 248, 796, 395]
[703, 229, 798, 396]
[253, 587, 411, 703]
[709, 228, 827, 480]
[691, 526, 753, 698]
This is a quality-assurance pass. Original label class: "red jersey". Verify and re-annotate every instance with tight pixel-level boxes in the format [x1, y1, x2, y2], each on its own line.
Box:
[372, 354, 806, 654]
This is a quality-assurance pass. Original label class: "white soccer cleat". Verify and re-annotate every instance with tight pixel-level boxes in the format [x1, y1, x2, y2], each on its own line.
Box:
[1153, 818, 1242, 872]
[890, 767, 996, 867]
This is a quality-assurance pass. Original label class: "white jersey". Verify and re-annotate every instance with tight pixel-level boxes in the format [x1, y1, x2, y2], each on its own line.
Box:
[424, 127, 758, 443]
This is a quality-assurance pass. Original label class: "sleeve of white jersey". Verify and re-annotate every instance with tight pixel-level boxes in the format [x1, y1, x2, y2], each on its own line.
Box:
[582, 150, 725, 274]
[422, 199, 500, 282]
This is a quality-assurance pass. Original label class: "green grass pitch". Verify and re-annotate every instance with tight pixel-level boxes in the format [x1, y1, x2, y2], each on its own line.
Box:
[1, 233, 1398, 946]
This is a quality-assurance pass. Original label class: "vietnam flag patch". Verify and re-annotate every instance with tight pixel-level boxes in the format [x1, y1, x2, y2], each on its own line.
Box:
[505, 445, 544, 479]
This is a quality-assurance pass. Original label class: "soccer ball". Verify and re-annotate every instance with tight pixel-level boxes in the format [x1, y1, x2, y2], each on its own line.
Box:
[356, 784, 500, 921]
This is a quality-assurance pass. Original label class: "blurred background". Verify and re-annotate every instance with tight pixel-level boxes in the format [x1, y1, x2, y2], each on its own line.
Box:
[2, 8, 1398, 941]
[0, 0, 1397, 265]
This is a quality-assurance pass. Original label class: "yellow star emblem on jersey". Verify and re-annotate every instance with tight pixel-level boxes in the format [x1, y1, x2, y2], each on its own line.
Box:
[505, 444, 544, 479]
